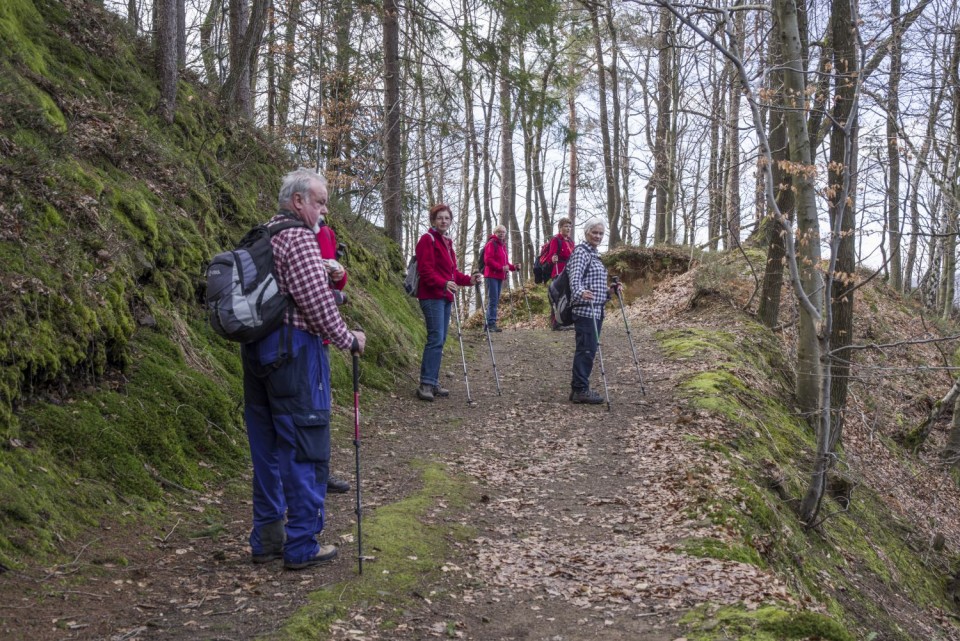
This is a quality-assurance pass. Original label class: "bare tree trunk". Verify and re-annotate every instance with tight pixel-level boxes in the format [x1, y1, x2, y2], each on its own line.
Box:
[222, 0, 267, 119]
[653, 5, 674, 244]
[887, 0, 904, 292]
[826, 0, 860, 454]
[604, 0, 624, 246]
[772, 0, 823, 423]
[940, 29, 960, 319]
[176, 0, 186, 68]
[757, 10, 793, 329]
[199, 0, 222, 89]
[585, 1, 619, 247]
[127, 0, 138, 32]
[499, 23, 518, 267]
[707, 54, 724, 251]
[156, 0, 178, 124]
[942, 393, 960, 468]
[724, 8, 744, 249]
[382, 0, 402, 244]
[274, 0, 302, 133]
[567, 66, 578, 231]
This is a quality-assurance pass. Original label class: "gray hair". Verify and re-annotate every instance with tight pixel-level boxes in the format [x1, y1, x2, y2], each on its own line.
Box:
[278, 167, 327, 209]
[494, 225, 507, 234]
[582, 216, 606, 234]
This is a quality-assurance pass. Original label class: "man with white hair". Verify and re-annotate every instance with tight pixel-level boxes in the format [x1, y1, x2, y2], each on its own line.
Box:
[564, 216, 619, 404]
[242, 168, 366, 570]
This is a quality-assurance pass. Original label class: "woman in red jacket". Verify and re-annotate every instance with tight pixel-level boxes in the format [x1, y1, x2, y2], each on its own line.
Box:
[415, 204, 480, 402]
[481, 225, 518, 332]
[545, 217, 575, 329]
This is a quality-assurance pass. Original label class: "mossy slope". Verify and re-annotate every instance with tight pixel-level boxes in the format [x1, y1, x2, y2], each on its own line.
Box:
[0, 0, 421, 567]
[655, 259, 960, 640]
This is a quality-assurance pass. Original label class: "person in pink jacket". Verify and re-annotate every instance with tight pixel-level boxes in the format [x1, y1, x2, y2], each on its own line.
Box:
[481, 225, 518, 331]
[415, 203, 480, 402]
[545, 218, 575, 330]
[314, 216, 351, 495]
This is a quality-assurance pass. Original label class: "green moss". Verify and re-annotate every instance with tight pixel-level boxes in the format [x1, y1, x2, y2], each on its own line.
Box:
[0, 0, 48, 75]
[680, 537, 765, 567]
[276, 463, 473, 639]
[681, 604, 855, 641]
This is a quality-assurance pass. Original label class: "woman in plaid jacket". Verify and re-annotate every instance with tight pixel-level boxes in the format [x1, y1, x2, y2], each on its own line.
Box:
[565, 217, 621, 404]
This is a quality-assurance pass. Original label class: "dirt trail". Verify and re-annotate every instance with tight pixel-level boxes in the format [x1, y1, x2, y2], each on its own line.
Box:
[0, 308, 788, 641]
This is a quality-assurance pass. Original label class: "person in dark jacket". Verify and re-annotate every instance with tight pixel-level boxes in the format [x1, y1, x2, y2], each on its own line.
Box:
[545, 218, 575, 330]
[415, 203, 481, 401]
[565, 216, 621, 404]
[481, 225, 518, 332]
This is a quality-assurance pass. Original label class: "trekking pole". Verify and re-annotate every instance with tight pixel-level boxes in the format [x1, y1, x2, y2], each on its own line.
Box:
[475, 281, 502, 396]
[517, 269, 532, 322]
[612, 277, 646, 395]
[592, 315, 611, 411]
[451, 293, 473, 404]
[351, 339, 364, 575]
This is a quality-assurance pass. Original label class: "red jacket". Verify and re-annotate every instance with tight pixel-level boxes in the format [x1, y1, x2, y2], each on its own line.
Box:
[545, 233, 574, 279]
[416, 228, 472, 301]
[316, 219, 347, 290]
[482, 235, 517, 280]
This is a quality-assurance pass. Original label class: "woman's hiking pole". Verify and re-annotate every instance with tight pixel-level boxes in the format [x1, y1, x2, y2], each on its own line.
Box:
[351, 345, 364, 575]
[612, 277, 646, 395]
[592, 315, 611, 411]
[451, 294, 473, 404]
[475, 282, 502, 395]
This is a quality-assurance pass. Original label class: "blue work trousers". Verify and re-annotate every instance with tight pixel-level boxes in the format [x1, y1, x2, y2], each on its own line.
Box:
[419, 298, 452, 387]
[242, 327, 331, 565]
[572, 313, 603, 392]
[486, 278, 503, 328]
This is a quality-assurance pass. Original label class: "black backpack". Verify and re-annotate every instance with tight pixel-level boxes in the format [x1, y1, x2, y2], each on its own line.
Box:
[533, 238, 555, 284]
[548, 246, 589, 326]
[205, 218, 306, 343]
[476, 241, 487, 273]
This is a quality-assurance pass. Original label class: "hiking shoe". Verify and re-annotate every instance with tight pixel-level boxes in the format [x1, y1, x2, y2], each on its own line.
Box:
[432, 384, 450, 398]
[251, 550, 282, 564]
[490, 327, 503, 333]
[327, 475, 350, 494]
[284, 545, 338, 570]
[416, 384, 435, 402]
[570, 389, 604, 404]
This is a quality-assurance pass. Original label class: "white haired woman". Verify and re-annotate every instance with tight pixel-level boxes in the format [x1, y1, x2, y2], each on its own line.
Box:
[565, 217, 621, 404]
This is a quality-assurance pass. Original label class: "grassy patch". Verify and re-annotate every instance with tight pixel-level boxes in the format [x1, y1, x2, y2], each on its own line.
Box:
[272, 462, 474, 639]
[681, 603, 855, 641]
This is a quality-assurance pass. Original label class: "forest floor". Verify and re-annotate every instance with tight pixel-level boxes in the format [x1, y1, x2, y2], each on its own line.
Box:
[1, 290, 798, 641]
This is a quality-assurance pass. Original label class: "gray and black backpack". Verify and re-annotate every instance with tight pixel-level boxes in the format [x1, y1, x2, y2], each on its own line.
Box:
[205, 218, 306, 343]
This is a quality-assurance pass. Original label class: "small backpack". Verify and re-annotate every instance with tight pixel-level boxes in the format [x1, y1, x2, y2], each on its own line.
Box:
[476, 243, 486, 274]
[205, 218, 306, 343]
[403, 233, 436, 297]
[548, 246, 589, 326]
[533, 239, 555, 284]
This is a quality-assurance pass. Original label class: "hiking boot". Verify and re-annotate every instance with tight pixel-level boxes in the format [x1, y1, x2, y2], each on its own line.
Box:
[252, 550, 282, 563]
[490, 327, 503, 333]
[251, 520, 285, 564]
[570, 389, 604, 404]
[284, 545, 338, 570]
[327, 475, 350, 494]
[432, 384, 450, 398]
[416, 384, 435, 402]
